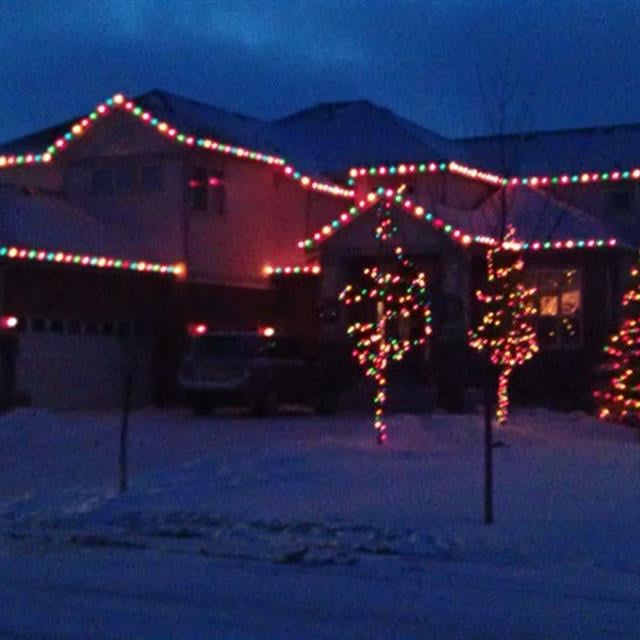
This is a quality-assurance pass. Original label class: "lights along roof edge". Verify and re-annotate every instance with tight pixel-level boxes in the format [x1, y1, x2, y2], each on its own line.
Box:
[298, 185, 619, 252]
[0, 93, 354, 200]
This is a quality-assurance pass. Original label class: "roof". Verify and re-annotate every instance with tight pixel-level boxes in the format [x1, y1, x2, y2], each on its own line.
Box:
[458, 123, 640, 177]
[300, 184, 621, 252]
[0, 185, 181, 275]
[433, 186, 619, 245]
[134, 90, 283, 158]
[4, 89, 640, 184]
[271, 100, 463, 175]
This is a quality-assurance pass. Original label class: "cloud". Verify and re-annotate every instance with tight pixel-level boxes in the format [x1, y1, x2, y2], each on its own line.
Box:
[1, 0, 640, 142]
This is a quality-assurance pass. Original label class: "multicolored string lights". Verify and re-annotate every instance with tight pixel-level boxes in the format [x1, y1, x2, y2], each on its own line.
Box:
[263, 264, 321, 276]
[594, 257, 640, 424]
[339, 199, 432, 444]
[0, 244, 183, 277]
[347, 160, 640, 191]
[298, 186, 618, 253]
[469, 227, 539, 424]
[0, 93, 354, 200]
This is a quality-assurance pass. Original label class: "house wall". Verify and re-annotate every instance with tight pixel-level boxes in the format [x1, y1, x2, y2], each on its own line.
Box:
[0, 112, 344, 287]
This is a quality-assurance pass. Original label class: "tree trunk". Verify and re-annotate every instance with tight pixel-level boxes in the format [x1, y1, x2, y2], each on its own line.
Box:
[484, 364, 494, 525]
[119, 370, 133, 494]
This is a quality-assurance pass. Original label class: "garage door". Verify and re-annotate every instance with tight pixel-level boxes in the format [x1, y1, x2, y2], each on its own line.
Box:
[17, 318, 152, 410]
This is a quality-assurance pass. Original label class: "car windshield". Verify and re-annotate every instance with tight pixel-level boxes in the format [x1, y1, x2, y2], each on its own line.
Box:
[190, 335, 266, 357]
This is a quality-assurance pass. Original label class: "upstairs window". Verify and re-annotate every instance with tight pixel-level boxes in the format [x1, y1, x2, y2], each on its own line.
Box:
[188, 166, 225, 214]
[141, 164, 163, 191]
[525, 268, 582, 347]
[89, 160, 164, 196]
[115, 162, 136, 193]
[91, 168, 114, 195]
[188, 166, 208, 210]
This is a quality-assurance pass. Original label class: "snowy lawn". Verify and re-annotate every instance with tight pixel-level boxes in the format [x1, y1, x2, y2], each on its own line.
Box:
[0, 407, 639, 639]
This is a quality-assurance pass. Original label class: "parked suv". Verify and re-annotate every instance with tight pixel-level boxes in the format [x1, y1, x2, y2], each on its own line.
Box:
[178, 329, 339, 416]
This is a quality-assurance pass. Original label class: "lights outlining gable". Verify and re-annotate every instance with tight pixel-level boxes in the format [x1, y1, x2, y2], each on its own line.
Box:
[298, 185, 619, 252]
[0, 93, 354, 200]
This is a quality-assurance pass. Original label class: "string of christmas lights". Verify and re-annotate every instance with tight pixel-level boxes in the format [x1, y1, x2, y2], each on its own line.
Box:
[0, 244, 183, 277]
[263, 264, 321, 276]
[0, 93, 354, 200]
[347, 161, 505, 186]
[469, 227, 539, 424]
[347, 160, 640, 191]
[339, 200, 431, 443]
[594, 257, 640, 424]
[299, 186, 618, 252]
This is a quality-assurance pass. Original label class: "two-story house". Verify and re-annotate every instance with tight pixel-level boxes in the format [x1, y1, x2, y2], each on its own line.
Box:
[1, 90, 638, 413]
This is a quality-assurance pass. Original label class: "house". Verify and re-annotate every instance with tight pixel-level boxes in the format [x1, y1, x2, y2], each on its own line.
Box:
[0, 90, 637, 412]
[0, 91, 350, 408]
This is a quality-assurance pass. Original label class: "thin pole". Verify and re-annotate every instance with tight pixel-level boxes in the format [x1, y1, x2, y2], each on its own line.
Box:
[484, 365, 494, 524]
[119, 370, 133, 494]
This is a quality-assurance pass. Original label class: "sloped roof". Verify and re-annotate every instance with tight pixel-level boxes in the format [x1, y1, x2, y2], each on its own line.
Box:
[457, 123, 640, 177]
[134, 90, 283, 157]
[301, 184, 621, 252]
[271, 100, 463, 175]
[0, 185, 155, 260]
[433, 186, 619, 245]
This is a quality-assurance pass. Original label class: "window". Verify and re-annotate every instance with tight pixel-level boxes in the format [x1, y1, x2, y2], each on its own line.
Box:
[187, 166, 225, 214]
[141, 165, 163, 191]
[526, 268, 582, 347]
[209, 169, 225, 215]
[115, 162, 136, 192]
[188, 166, 208, 210]
[91, 168, 114, 195]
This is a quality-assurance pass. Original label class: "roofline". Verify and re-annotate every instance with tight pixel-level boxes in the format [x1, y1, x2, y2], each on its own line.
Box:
[457, 119, 640, 143]
[297, 184, 620, 253]
[0, 92, 354, 201]
[0, 242, 184, 277]
[346, 159, 640, 191]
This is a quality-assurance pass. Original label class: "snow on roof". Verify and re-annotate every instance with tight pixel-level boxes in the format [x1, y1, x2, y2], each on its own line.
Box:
[458, 123, 640, 177]
[134, 90, 284, 158]
[270, 100, 464, 175]
[301, 183, 621, 252]
[0, 185, 159, 261]
[433, 186, 621, 245]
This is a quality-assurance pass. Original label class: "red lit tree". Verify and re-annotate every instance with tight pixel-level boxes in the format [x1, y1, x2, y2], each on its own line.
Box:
[469, 228, 538, 424]
[339, 202, 431, 444]
[594, 258, 640, 424]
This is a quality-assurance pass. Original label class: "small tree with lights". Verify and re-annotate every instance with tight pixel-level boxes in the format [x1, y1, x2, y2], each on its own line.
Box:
[594, 258, 640, 425]
[469, 227, 539, 424]
[339, 201, 432, 444]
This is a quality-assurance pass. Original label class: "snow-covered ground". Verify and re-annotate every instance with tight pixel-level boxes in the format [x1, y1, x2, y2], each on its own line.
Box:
[0, 407, 639, 639]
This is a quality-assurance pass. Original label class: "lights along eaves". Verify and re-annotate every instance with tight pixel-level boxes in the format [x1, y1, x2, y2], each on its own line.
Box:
[0, 244, 183, 277]
[0, 93, 354, 200]
[298, 186, 618, 251]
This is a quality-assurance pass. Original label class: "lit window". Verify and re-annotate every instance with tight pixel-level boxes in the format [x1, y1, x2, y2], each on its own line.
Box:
[526, 268, 582, 347]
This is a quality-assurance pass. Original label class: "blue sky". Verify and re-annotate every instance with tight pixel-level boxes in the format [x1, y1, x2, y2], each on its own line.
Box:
[1, 0, 639, 142]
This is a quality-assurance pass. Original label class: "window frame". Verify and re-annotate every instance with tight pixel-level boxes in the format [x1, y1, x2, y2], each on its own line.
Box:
[525, 266, 583, 350]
